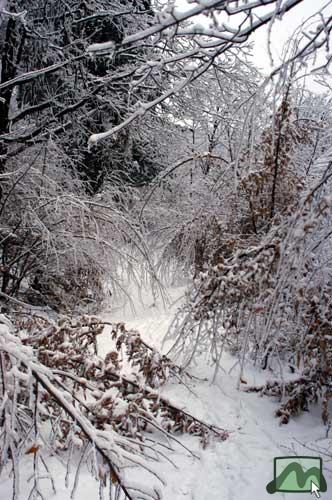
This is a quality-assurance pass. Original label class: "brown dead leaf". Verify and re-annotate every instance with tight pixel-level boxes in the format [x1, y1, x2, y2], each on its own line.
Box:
[110, 469, 119, 484]
[25, 444, 40, 455]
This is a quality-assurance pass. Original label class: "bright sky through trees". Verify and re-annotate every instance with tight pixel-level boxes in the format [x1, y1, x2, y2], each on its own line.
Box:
[175, 0, 332, 89]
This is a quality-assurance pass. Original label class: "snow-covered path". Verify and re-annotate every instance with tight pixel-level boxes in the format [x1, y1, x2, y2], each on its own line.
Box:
[99, 285, 332, 500]
[1, 285, 331, 500]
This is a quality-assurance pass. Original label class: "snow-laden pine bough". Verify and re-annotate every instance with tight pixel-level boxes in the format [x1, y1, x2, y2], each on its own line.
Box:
[0, 314, 228, 500]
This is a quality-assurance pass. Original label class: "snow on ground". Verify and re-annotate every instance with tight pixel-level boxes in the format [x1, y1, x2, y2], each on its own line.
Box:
[100, 284, 332, 500]
[1, 283, 331, 500]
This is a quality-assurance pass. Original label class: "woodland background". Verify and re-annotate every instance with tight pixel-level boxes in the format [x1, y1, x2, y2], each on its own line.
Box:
[1, 1, 332, 499]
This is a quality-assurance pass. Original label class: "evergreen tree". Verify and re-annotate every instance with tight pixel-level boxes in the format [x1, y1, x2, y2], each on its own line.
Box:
[0, 0, 160, 193]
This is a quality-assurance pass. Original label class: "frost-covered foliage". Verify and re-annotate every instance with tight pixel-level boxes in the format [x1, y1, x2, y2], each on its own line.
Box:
[135, 85, 332, 435]
[0, 143, 154, 311]
[141, 84, 323, 275]
[135, 60, 262, 278]
[2, 8, 332, 500]
[0, 0, 190, 310]
[164, 142, 332, 424]
[0, 313, 228, 500]
[130, 52, 332, 427]
[0, 0, 162, 192]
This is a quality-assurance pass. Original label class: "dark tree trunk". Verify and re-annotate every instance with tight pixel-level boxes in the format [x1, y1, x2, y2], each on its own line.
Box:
[0, 17, 25, 173]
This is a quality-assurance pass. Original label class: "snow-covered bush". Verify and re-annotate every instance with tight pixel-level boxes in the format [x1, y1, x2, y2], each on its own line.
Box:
[164, 144, 332, 424]
[143, 77, 332, 425]
[0, 145, 102, 310]
[0, 140, 163, 311]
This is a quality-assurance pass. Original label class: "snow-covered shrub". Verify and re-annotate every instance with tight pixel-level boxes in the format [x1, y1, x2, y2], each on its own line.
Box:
[165, 146, 332, 424]
[153, 85, 332, 424]
[0, 142, 155, 312]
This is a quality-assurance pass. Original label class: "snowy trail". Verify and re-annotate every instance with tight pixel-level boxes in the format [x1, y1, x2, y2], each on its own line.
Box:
[99, 284, 332, 500]
[1, 285, 331, 500]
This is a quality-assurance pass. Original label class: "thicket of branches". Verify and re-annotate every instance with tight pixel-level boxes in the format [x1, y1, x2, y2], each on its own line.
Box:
[0, 313, 228, 499]
[161, 81, 332, 425]
[2, 0, 332, 498]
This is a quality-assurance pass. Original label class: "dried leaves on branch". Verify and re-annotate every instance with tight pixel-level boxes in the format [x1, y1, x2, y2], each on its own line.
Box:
[0, 314, 228, 500]
[164, 122, 332, 427]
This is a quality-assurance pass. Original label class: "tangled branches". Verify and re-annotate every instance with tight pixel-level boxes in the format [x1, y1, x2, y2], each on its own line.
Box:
[246, 284, 332, 426]
[0, 314, 228, 500]
[165, 151, 332, 425]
